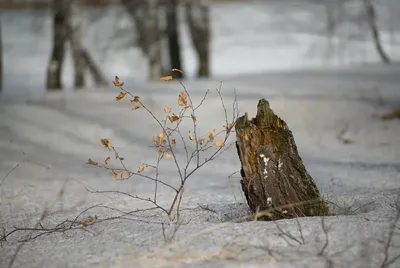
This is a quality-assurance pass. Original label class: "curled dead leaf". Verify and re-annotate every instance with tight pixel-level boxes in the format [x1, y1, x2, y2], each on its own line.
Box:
[138, 165, 145, 173]
[168, 113, 180, 123]
[206, 129, 216, 142]
[101, 139, 112, 150]
[115, 91, 127, 101]
[216, 140, 225, 147]
[130, 96, 140, 103]
[157, 148, 164, 156]
[178, 92, 188, 107]
[160, 76, 173, 81]
[87, 158, 98, 166]
[172, 68, 183, 73]
[112, 170, 123, 180]
[81, 215, 97, 229]
[189, 132, 195, 141]
[112, 76, 124, 87]
[172, 139, 176, 145]
[198, 139, 204, 145]
[105, 157, 111, 165]
[165, 153, 172, 159]
[153, 132, 166, 146]
[224, 123, 233, 133]
[164, 106, 170, 113]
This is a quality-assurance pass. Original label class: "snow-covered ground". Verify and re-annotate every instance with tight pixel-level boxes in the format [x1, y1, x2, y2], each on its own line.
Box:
[1, 1, 400, 267]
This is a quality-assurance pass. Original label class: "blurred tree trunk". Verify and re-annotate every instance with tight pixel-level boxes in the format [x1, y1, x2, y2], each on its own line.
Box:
[46, 0, 68, 90]
[185, 0, 210, 77]
[0, 21, 2, 93]
[235, 99, 328, 221]
[121, 0, 163, 81]
[166, 0, 183, 78]
[363, 0, 391, 64]
[145, 0, 163, 80]
[80, 49, 108, 86]
[67, 0, 85, 88]
[120, 0, 147, 53]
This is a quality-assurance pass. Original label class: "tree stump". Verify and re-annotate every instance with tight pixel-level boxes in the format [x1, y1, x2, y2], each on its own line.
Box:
[235, 99, 328, 221]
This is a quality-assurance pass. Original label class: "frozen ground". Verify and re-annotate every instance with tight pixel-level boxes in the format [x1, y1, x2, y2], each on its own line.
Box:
[1, 0, 400, 267]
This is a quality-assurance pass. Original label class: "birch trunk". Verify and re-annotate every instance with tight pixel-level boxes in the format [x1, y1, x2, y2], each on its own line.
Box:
[185, 0, 210, 77]
[145, 0, 163, 80]
[46, 0, 68, 90]
[121, 0, 163, 81]
[67, 0, 85, 88]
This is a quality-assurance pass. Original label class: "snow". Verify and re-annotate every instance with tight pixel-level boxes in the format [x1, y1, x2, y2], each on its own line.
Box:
[1, 1, 400, 267]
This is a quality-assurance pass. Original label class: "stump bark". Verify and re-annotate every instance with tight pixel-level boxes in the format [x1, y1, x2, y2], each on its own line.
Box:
[235, 99, 328, 221]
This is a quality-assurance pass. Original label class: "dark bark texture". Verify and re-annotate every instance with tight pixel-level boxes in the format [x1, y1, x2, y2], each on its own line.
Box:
[0, 20, 2, 93]
[185, 0, 210, 77]
[80, 49, 108, 86]
[363, 0, 391, 64]
[235, 99, 328, 221]
[166, 0, 183, 78]
[66, 0, 85, 88]
[121, 0, 163, 81]
[46, 0, 68, 90]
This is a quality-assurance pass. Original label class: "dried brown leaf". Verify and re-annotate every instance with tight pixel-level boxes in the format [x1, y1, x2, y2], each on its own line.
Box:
[206, 129, 216, 142]
[138, 165, 145, 173]
[224, 123, 233, 133]
[160, 76, 173, 81]
[178, 92, 188, 107]
[130, 96, 140, 103]
[115, 91, 127, 101]
[168, 113, 180, 123]
[172, 68, 183, 73]
[101, 139, 112, 150]
[216, 140, 225, 147]
[112, 76, 124, 87]
[87, 158, 98, 166]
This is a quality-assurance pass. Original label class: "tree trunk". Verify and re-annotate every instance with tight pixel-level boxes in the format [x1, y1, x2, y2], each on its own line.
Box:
[80, 49, 108, 86]
[0, 20, 2, 93]
[120, 0, 148, 55]
[185, 0, 210, 77]
[235, 99, 328, 221]
[145, 0, 163, 81]
[166, 0, 183, 78]
[363, 0, 391, 64]
[121, 0, 162, 81]
[46, 0, 68, 90]
[66, 0, 85, 88]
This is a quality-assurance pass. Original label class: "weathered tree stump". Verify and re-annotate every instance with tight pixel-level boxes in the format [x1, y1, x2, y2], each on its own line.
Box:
[235, 99, 328, 221]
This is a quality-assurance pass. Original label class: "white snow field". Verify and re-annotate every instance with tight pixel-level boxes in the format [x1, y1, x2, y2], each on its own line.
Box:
[1, 0, 400, 267]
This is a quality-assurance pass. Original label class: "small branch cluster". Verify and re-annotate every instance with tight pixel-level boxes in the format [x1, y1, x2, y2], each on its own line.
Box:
[87, 71, 239, 220]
